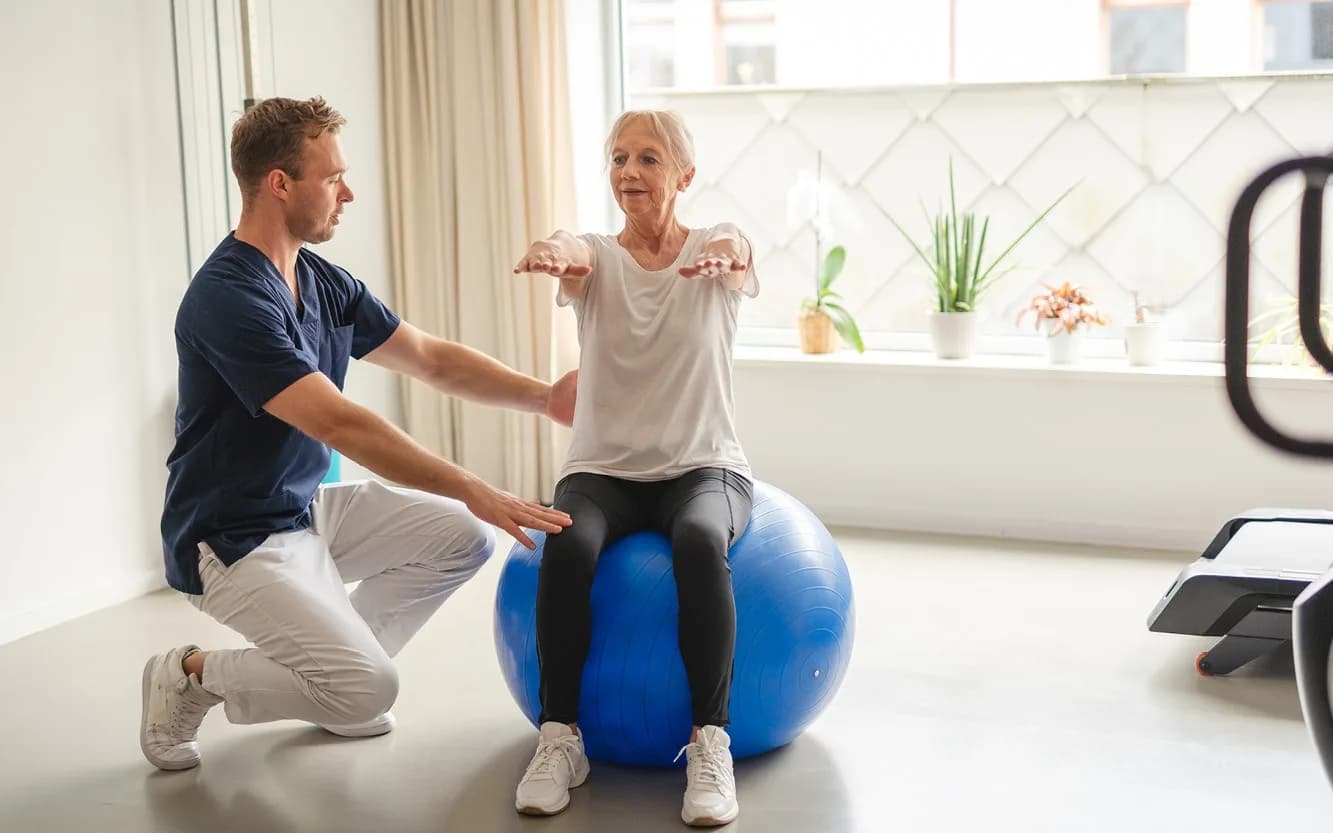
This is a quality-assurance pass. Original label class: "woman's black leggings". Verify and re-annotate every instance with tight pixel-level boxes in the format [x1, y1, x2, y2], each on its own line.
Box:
[536, 467, 753, 728]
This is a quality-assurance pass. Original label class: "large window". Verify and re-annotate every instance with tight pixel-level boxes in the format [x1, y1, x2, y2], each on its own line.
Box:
[622, 0, 1333, 95]
[613, 1, 1333, 361]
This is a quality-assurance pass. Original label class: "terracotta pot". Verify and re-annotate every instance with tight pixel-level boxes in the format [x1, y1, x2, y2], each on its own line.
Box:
[798, 309, 837, 354]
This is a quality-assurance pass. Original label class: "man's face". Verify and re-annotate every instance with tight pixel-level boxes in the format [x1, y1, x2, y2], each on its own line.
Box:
[283, 132, 354, 244]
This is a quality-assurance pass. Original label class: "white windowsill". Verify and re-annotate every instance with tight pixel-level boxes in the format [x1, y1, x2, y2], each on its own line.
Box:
[735, 344, 1332, 392]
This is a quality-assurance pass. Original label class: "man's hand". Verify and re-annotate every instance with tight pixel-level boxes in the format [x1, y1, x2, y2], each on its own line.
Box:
[460, 476, 572, 550]
[545, 369, 577, 427]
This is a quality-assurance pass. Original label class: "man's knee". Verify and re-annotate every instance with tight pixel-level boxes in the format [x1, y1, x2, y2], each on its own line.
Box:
[420, 511, 495, 574]
[309, 652, 399, 724]
[458, 516, 496, 571]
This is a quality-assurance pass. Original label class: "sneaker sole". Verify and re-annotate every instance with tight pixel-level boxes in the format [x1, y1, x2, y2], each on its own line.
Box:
[319, 717, 395, 738]
[515, 759, 589, 815]
[139, 658, 199, 771]
[682, 806, 739, 827]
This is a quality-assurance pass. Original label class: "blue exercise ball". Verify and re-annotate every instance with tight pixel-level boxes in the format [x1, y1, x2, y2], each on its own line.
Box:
[492, 480, 855, 767]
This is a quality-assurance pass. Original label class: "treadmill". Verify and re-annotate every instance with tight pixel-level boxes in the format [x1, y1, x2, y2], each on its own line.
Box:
[1147, 510, 1333, 675]
[1215, 153, 1333, 789]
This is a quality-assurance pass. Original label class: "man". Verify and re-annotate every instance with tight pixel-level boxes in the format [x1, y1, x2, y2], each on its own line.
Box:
[140, 96, 574, 771]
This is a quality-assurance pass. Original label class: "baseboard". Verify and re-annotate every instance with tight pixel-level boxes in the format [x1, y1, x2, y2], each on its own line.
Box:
[0, 568, 165, 646]
[807, 502, 1203, 556]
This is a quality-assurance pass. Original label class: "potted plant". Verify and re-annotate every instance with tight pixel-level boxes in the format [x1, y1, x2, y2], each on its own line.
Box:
[1018, 281, 1109, 364]
[889, 160, 1074, 359]
[1124, 290, 1166, 367]
[799, 244, 865, 354]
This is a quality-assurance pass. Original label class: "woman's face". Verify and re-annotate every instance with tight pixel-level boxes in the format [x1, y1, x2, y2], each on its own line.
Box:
[609, 118, 694, 224]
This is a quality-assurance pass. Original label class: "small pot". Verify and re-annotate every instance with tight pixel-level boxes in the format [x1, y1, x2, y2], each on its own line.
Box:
[1046, 328, 1085, 365]
[1124, 322, 1165, 366]
[799, 309, 837, 354]
[927, 310, 978, 359]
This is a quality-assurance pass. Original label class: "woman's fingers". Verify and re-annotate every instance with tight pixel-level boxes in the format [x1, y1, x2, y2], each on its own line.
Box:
[680, 256, 742, 279]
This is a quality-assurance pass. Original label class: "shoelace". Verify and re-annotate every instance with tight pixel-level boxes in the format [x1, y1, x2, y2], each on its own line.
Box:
[673, 742, 733, 795]
[161, 676, 213, 738]
[526, 736, 582, 783]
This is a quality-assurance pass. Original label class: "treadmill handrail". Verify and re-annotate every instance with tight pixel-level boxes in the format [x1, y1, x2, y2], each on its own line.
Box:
[1225, 155, 1333, 458]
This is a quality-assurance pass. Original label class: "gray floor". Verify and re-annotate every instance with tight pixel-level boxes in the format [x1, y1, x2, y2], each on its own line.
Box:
[2, 528, 1330, 833]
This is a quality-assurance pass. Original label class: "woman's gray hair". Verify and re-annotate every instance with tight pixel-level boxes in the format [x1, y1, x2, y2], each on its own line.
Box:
[603, 110, 696, 174]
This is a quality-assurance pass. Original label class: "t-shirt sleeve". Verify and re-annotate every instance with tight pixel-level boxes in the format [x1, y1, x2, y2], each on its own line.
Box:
[556, 233, 600, 309]
[180, 279, 319, 417]
[325, 263, 402, 358]
[709, 224, 759, 299]
[737, 242, 759, 299]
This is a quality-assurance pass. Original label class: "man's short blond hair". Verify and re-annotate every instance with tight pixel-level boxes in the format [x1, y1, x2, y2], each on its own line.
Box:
[230, 96, 346, 197]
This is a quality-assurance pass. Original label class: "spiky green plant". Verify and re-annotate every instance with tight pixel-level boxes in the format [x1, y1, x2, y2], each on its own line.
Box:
[888, 160, 1075, 313]
[1249, 295, 1333, 369]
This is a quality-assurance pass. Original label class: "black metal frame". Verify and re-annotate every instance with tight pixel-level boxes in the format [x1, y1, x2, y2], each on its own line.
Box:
[1224, 154, 1333, 790]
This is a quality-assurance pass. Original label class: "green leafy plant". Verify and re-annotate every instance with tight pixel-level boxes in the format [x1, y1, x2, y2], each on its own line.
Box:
[1249, 295, 1333, 369]
[801, 244, 865, 353]
[888, 160, 1075, 313]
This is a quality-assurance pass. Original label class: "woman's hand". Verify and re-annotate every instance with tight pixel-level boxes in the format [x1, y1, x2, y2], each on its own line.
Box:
[544, 369, 577, 427]
[514, 240, 593, 278]
[679, 243, 747, 280]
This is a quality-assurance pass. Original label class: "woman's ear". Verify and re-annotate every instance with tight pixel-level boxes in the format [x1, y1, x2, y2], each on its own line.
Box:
[678, 166, 696, 192]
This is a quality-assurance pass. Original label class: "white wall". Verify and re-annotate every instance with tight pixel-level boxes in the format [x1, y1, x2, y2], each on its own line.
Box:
[266, 0, 400, 482]
[735, 355, 1333, 553]
[776, 0, 951, 86]
[0, 0, 397, 644]
[0, 0, 188, 643]
[953, 0, 1101, 83]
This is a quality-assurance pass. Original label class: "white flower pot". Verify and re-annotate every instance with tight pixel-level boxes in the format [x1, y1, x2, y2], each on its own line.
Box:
[1046, 328, 1084, 365]
[1124, 322, 1165, 366]
[928, 311, 978, 359]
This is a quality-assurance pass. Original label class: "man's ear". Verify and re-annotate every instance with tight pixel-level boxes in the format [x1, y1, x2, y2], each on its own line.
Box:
[266, 168, 291, 202]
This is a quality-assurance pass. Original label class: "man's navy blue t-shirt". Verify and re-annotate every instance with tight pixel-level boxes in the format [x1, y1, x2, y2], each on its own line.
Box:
[161, 234, 401, 594]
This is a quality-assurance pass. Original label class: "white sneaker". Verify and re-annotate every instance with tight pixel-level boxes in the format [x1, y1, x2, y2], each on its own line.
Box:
[319, 711, 396, 737]
[676, 726, 739, 827]
[515, 722, 590, 815]
[139, 645, 222, 771]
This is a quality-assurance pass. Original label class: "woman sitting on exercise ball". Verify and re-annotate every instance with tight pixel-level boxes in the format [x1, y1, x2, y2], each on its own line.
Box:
[511, 109, 758, 827]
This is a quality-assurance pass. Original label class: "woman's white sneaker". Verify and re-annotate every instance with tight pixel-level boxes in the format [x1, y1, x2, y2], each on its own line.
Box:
[515, 722, 590, 815]
[677, 726, 739, 827]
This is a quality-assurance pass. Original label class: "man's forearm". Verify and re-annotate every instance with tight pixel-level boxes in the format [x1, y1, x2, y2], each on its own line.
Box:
[324, 404, 479, 499]
[424, 341, 549, 413]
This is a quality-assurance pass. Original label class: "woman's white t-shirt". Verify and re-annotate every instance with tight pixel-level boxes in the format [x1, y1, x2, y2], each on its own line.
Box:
[557, 226, 759, 482]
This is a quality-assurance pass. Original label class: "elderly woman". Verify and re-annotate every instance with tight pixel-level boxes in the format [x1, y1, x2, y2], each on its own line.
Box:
[511, 110, 758, 827]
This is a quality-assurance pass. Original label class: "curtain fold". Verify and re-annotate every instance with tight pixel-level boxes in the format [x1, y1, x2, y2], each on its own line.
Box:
[381, 0, 578, 500]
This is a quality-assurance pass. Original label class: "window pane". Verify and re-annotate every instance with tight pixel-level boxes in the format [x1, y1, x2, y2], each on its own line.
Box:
[1264, 1, 1333, 70]
[722, 20, 776, 85]
[1108, 7, 1187, 74]
[625, 23, 675, 89]
[725, 44, 775, 84]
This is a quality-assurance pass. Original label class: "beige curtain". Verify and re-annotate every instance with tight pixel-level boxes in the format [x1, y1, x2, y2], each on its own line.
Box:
[381, 0, 577, 501]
